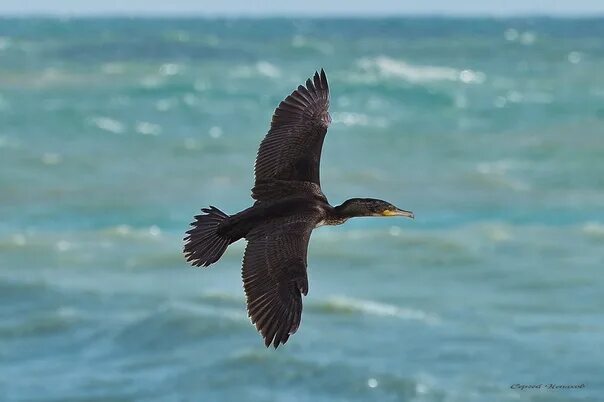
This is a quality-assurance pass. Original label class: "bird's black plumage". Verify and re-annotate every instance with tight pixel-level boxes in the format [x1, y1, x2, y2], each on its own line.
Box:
[184, 69, 414, 348]
[254, 69, 330, 187]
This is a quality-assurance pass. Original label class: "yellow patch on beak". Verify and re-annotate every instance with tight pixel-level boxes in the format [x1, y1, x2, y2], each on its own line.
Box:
[381, 210, 398, 216]
[381, 209, 415, 219]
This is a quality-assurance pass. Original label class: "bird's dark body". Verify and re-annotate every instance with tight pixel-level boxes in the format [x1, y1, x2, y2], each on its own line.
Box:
[183, 70, 413, 348]
[217, 196, 330, 242]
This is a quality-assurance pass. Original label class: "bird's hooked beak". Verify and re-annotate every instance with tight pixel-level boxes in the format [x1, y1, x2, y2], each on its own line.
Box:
[381, 208, 415, 219]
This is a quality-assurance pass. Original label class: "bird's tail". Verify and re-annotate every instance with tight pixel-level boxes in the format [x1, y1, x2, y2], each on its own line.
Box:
[184, 206, 231, 267]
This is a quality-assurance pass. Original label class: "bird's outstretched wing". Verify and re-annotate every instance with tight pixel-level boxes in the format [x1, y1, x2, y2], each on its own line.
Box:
[242, 215, 318, 348]
[253, 70, 330, 195]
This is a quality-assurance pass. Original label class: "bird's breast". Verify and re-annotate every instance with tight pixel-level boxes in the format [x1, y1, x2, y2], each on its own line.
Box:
[316, 216, 348, 227]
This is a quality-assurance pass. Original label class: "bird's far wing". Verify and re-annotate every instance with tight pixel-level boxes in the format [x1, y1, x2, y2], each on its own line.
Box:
[242, 215, 318, 348]
[254, 69, 330, 189]
[251, 179, 327, 203]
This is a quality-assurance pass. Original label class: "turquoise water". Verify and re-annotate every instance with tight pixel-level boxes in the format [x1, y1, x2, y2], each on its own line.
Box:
[1, 17, 603, 401]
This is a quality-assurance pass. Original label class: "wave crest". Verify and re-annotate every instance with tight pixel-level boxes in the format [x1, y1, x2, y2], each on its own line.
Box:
[358, 56, 485, 84]
[319, 296, 440, 325]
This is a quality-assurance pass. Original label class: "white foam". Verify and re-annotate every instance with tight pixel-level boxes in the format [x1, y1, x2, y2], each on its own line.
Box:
[114, 224, 132, 235]
[520, 31, 537, 45]
[331, 112, 369, 126]
[325, 296, 440, 325]
[166, 300, 247, 321]
[135, 121, 161, 136]
[103, 224, 166, 240]
[506, 90, 523, 103]
[416, 382, 429, 394]
[367, 378, 378, 388]
[159, 63, 182, 76]
[476, 160, 515, 175]
[459, 69, 485, 84]
[256, 61, 281, 78]
[91, 116, 125, 134]
[209, 126, 223, 138]
[331, 112, 387, 128]
[485, 224, 512, 243]
[12, 234, 26, 246]
[568, 51, 582, 64]
[582, 222, 604, 237]
[148, 225, 161, 237]
[358, 56, 485, 85]
[56, 240, 72, 252]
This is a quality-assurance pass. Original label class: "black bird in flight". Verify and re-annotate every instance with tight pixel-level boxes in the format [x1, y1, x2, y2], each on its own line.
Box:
[184, 69, 414, 348]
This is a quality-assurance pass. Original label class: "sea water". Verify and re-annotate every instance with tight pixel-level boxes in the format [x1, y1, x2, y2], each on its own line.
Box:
[1, 17, 603, 401]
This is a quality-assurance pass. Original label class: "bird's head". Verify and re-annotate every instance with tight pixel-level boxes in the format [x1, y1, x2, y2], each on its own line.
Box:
[335, 198, 414, 219]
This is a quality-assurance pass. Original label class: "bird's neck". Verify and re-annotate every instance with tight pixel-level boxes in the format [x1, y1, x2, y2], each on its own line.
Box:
[333, 200, 373, 219]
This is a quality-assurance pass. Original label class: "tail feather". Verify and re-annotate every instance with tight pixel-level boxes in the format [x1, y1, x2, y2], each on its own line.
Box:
[184, 206, 231, 267]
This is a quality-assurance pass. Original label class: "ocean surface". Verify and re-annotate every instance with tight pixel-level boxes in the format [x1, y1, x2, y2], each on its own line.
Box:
[1, 17, 603, 401]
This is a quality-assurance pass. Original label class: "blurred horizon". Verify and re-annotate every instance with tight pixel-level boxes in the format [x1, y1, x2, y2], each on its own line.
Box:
[2, 15, 604, 19]
[1, 0, 604, 17]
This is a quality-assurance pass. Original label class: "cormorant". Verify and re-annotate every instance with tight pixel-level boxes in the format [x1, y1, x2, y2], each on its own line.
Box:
[184, 69, 414, 348]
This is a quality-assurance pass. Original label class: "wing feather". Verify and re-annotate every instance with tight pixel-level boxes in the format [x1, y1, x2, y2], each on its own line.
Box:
[253, 69, 330, 188]
[242, 216, 317, 348]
